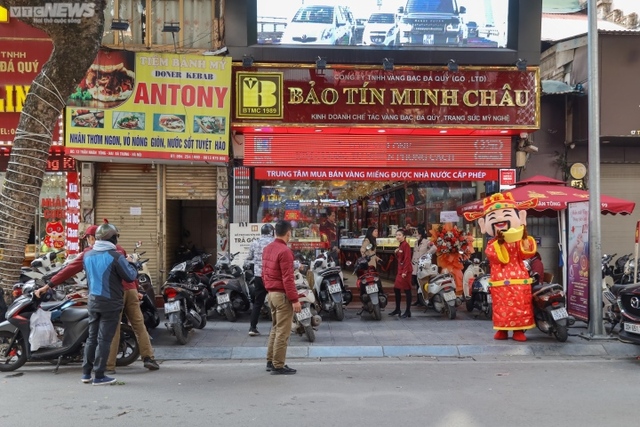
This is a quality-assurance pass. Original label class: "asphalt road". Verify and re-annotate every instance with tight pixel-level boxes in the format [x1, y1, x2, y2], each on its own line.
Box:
[3, 356, 639, 427]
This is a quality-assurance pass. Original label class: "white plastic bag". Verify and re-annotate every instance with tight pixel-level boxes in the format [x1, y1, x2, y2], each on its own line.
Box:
[29, 308, 60, 351]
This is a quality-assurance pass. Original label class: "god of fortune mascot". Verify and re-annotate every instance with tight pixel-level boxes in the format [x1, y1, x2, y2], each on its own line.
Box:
[464, 193, 538, 341]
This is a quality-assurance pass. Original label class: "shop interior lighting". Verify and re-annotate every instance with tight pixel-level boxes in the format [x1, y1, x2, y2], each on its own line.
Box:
[162, 22, 180, 53]
[243, 55, 254, 68]
[110, 19, 130, 50]
[516, 58, 527, 71]
[315, 56, 327, 70]
[383, 58, 394, 71]
[447, 59, 458, 72]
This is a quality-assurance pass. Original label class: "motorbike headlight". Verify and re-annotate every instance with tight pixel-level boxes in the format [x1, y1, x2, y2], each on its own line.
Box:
[171, 262, 187, 272]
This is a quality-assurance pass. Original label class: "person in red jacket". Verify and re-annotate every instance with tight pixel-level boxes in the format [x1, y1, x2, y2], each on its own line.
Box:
[262, 220, 301, 375]
[389, 228, 413, 318]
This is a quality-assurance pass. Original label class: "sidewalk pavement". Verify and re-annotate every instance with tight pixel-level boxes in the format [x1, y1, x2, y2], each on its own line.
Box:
[150, 301, 640, 361]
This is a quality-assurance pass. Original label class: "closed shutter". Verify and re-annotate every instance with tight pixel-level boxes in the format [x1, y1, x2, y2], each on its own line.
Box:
[165, 165, 217, 199]
[94, 163, 159, 290]
[600, 164, 640, 255]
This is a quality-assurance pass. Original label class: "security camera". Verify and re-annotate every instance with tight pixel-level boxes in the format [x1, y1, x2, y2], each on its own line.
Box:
[204, 47, 229, 56]
[522, 144, 538, 153]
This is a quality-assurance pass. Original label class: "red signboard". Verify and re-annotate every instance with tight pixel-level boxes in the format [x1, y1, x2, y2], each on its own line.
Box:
[500, 169, 517, 186]
[255, 167, 499, 182]
[233, 66, 539, 128]
[1, 36, 57, 142]
[66, 172, 80, 255]
[244, 134, 510, 168]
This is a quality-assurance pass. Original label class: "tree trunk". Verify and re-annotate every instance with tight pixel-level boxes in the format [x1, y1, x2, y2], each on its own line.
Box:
[0, 0, 106, 293]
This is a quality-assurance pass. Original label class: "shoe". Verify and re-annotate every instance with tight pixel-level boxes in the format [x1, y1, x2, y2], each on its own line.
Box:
[81, 374, 92, 384]
[512, 330, 527, 342]
[401, 310, 411, 318]
[92, 376, 117, 386]
[105, 370, 116, 375]
[494, 330, 508, 340]
[270, 365, 296, 375]
[266, 361, 274, 372]
[143, 357, 160, 370]
[388, 309, 401, 316]
[248, 328, 261, 337]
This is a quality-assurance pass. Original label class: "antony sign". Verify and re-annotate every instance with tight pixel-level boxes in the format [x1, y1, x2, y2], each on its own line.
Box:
[234, 66, 539, 128]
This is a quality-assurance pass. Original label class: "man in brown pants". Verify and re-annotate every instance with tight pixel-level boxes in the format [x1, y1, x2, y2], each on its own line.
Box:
[262, 220, 301, 375]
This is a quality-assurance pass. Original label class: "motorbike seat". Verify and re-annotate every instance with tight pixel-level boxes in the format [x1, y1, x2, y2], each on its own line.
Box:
[532, 283, 562, 296]
[610, 283, 636, 295]
[40, 301, 66, 311]
[317, 266, 342, 276]
[59, 307, 89, 322]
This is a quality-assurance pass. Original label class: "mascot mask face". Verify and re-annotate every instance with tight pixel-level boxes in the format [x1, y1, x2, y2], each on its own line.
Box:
[479, 208, 527, 237]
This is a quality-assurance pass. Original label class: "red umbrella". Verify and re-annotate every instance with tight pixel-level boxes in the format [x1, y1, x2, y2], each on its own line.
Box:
[457, 175, 635, 216]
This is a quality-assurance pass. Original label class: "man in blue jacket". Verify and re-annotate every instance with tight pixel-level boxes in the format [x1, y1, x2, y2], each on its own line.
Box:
[81, 222, 138, 386]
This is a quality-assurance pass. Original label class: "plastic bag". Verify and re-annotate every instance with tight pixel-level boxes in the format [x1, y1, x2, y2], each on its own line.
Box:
[29, 308, 60, 351]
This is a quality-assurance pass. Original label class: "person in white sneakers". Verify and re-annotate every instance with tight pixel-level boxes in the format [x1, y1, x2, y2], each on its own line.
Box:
[246, 224, 275, 336]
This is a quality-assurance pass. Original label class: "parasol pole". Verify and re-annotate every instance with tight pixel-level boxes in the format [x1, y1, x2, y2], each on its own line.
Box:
[585, 0, 606, 338]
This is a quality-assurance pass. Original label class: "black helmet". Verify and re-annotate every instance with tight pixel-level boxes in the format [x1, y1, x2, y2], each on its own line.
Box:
[261, 224, 274, 236]
[95, 223, 119, 241]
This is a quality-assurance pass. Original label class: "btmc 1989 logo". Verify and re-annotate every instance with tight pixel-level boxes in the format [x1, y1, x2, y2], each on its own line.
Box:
[236, 72, 283, 119]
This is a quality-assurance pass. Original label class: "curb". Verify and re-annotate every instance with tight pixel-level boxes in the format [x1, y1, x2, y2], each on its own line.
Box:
[154, 342, 639, 361]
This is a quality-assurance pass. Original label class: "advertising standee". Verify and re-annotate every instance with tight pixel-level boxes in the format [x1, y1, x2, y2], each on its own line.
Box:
[566, 201, 589, 322]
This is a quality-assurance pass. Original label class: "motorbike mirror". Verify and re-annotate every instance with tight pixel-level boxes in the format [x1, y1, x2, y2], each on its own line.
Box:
[346, 261, 352, 266]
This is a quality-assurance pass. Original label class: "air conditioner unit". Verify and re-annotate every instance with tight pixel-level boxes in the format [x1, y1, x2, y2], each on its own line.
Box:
[81, 186, 94, 209]
[81, 162, 94, 186]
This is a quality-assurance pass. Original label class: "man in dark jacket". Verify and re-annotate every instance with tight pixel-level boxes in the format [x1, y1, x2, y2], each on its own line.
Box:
[262, 220, 301, 375]
[81, 223, 137, 385]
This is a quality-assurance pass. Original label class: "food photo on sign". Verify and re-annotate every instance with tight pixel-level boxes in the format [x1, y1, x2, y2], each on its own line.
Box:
[112, 111, 145, 130]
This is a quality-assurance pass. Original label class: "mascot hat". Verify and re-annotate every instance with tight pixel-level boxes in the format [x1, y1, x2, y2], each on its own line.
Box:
[463, 192, 538, 221]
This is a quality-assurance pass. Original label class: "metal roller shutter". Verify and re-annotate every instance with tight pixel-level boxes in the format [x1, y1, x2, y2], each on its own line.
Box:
[600, 164, 640, 255]
[165, 165, 217, 200]
[94, 163, 159, 291]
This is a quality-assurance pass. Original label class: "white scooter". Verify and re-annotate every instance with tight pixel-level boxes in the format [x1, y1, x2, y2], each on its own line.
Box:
[416, 247, 461, 320]
[291, 260, 322, 342]
[463, 259, 492, 318]
[311, 250, 352, 321]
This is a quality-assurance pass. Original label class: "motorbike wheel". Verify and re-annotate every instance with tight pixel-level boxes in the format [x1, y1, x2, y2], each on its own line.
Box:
[418, 293, 428, 307]
[224, 305, 237, 323]
[485, 303, 493, 319]
[553, 324, 569, 342]
[372, 303, 382, 321]
[446, 304, 457, 320]
[150, 312, 161, 329]
[197, 303, 208, 329]
[304, 325, 316, 343]
[333, 303, 345, 321]
[465, 296, 474, 312]
[115, 324, 140, 366]
[173, 322, 189, 345]
[0, 332, 27, 372]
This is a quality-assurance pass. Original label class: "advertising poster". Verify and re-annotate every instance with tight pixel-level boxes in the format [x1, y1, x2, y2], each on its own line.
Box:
[228, 223, 264, 267]
[65, 49, 231, 163]
[256, 0, 509, 48]
[567, 201, 589, 322]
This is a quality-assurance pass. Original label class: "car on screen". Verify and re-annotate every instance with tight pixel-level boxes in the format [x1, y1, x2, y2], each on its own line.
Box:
[280, 4, 355, 45]
[396, 0, 467, 46]
[361, 12, 398, 46]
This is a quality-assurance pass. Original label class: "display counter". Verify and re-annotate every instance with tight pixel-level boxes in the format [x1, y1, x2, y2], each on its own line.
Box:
[340, 237, 418, 279]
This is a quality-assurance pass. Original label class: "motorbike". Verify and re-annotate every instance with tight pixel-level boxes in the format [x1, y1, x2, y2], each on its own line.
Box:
[350, 254, 387, 320]
[18, 249, 66, 283]
[291, 261, 322, 342]
[243, 260, 271, 321]
[209, 275, 251, 323]
[463, 259, 492, 318]
[0, 282, 139, 372]
[525, 260, 574, 342]
[311, 250, 352, 321]
[162, 255, 211, 344]
[416, 251, 461, 319]
[130, 242, 160, 330]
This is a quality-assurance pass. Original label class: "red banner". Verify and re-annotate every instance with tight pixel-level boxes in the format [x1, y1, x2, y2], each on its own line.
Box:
[255, 167, 499, 182]
[0, 38, 59, 142]
[233, 66, 539, 128]
[245, 134, 510, 168]
[66, 172, 80, 255]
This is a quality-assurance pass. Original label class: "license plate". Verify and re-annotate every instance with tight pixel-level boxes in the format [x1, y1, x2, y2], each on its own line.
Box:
[551, 307, 568, 320]
[328, 284, 341, 294]
[486, 294, 492, 304]
[423, 34, 434, 45]
[443, 291, 456, 302]
[217, 293, 230, 304]
[365, 284, 378, 294]
[624, 322, 640, 334]
[164, 300, 180, 313]
[296, 307, 312, 321]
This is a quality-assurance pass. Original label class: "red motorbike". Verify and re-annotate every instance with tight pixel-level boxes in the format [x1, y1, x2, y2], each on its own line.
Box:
[351, 255, 387, 320]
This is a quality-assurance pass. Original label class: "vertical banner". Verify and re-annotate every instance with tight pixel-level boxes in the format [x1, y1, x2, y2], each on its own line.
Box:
[566, 201, 589, 322]
[66, 172, 80, 255]
[216, 166, 229, 256]
[233, 167, 250, 223]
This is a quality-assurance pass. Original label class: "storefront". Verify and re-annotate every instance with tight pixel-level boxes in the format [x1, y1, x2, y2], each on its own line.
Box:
[231, 64, 540, 265]
[64, 49, 232, 289]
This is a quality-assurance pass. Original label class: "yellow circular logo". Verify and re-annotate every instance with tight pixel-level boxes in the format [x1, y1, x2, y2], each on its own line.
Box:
[570, 163, 587, 179]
